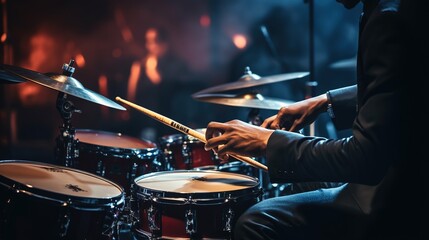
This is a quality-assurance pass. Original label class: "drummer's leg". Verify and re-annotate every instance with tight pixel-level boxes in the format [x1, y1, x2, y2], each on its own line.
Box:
[233, 183, 370, 240]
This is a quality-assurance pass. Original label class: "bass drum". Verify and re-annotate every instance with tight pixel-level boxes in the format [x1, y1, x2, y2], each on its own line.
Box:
[0, 160, 125, 240]
[130, 170, 262, 239]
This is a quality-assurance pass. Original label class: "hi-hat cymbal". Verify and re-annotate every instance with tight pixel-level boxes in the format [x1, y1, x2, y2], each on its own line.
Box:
[1, 64, 126, 110]
[193, 92, 294, 110]
[192, 67, 309, 96]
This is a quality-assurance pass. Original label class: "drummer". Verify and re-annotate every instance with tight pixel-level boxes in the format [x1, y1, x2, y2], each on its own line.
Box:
[203, 0, 420, 239]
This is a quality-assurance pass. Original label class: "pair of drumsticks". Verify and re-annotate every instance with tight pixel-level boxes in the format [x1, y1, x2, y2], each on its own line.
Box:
[115, 97, 268, 172]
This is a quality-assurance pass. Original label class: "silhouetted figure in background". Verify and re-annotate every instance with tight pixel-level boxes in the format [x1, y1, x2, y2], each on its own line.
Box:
[123, 27, 197, 142]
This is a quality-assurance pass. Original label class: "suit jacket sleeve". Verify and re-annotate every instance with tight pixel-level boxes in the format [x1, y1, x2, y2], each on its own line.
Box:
[327, 85, 357, 130]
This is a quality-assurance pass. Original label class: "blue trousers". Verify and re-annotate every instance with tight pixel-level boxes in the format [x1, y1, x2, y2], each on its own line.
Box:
[233, 183, 374, 240]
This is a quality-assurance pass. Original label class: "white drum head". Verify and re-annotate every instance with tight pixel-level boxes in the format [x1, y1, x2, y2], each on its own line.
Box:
[134, 170, 258, 193]
[75, 129, 156, 149]
[0, 161, 122, 198]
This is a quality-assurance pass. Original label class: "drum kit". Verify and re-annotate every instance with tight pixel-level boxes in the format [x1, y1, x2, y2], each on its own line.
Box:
[0, 61, 308, 239]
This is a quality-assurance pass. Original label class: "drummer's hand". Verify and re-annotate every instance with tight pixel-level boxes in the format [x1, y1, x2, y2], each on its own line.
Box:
[261, 94, 328, 132]
[204, 120, 274, 161]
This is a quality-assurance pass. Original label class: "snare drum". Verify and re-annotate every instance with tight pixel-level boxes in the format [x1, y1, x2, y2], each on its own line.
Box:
[72, 129, 162, 193]
[159, 129, 220, 170]
[0, 160, 125, 240]
[131, 170, 262, 239]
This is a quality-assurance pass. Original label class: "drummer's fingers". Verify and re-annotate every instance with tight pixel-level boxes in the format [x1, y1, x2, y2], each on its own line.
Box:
[205, 135, 228, 151]
[217, 152, 230, 162]
[216, 143, 230, 156]
[261, 115, 276, 129]
[205, 122, 226, 140]
[216, 144, 231, 161]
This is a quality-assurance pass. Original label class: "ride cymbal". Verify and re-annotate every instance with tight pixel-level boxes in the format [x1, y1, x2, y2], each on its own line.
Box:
[1, 64, 126, 110]
[193, 92, 294, 110]
[193, 67, 309, 96]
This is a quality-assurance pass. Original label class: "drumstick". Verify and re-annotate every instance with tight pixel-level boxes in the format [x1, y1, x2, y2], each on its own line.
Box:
[115, 96, 268, 172]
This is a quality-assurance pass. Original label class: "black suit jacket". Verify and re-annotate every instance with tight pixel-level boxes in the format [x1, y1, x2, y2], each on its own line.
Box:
[266, 0, 408, 214]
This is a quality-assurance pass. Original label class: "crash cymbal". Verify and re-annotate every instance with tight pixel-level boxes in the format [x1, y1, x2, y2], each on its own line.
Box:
[193, 92, 294, 110]
[192, 67, 309, 96]
[1, 64, 126, 110]
[0, 64, 26, 83]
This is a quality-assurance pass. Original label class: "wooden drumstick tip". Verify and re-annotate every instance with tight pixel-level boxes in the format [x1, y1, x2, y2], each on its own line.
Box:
[115, 96, 122, 101]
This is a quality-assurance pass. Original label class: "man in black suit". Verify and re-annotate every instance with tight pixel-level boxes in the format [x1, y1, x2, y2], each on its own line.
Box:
[205, 0, 423, 239]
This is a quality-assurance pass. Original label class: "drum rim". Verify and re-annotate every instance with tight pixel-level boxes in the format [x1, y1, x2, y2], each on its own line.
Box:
[0, 160, 125, 207]
[76, 140, 161, 158]
[132, 170, 261, 202]
[159, 133, 201, 144]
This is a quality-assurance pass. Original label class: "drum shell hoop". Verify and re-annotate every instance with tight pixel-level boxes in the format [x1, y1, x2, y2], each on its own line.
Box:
[134, 187, 262, 205]
[76, 141, 161, 161]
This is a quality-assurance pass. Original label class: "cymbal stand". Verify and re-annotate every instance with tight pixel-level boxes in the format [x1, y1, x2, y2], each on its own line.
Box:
[55, 60, 82, 167]
[247, 108, 262, 126]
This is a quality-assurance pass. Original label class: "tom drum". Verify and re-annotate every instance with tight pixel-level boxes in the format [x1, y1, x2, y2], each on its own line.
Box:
[130, 170, 262, 239]
[72, 129, 163, 193]
[158, 129, 220, 170]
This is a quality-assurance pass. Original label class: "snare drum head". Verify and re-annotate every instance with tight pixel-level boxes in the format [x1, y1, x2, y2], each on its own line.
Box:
[75, 129, 157, 149]
[0, 160, 123, 199]
[134, 170, 259, 194]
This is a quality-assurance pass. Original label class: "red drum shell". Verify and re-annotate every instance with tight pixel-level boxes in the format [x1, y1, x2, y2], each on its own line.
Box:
[73, 129, 162, 193]
[159, 129, 220, 170]
[131, 170, 262, 239]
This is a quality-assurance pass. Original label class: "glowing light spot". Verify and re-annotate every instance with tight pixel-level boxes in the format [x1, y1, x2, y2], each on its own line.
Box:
[200, 15, 211, 27]
[233, 34, 247, 49]
[127, 61, 141, 102]
[98, 75, 108, 97]
[1, 33, 6, 43]
[146, 28, 157, 40]
[74, 53, 85, 67]
[145, 55, 161, 85]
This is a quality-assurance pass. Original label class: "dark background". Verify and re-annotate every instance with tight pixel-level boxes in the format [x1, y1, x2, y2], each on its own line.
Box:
[0, 0, 361, 163]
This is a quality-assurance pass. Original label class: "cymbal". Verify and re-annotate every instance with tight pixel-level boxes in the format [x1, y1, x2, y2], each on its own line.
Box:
[193, 92, 294, 110]
[0, 65, 26, 83]
[192, 67, 309, 96]
[329, 56, 356, 69]
[1, 64, 126, 110]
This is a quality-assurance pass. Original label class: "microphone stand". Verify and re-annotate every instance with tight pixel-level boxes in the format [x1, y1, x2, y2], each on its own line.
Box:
[304, 0, 317, 136]
[260, 6, 317, 136]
